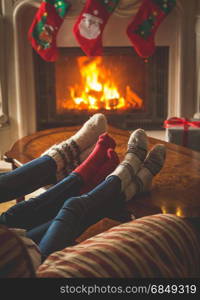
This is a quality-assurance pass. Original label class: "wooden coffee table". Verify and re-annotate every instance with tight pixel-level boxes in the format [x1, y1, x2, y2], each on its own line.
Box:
[4, 126, 200, 218]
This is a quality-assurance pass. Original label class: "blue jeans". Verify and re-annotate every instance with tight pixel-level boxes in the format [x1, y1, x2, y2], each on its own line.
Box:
[0, 157, 127, 258]
[27, 176, 125, 258]
[0, 155, 57, 203]
[0, 172, 83, 229]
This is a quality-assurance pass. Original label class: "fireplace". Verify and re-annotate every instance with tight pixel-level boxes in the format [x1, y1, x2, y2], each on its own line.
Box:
[0, 0, 198, 157]
[34, 46, 169, 130]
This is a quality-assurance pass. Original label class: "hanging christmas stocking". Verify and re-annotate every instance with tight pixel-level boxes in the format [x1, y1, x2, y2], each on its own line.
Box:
[73, 0, 120, 57]
[127, 0, 176, 59]
[28, 0, 71, 62]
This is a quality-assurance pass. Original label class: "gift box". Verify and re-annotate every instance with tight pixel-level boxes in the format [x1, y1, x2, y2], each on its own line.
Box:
[164, 117, 200, 152]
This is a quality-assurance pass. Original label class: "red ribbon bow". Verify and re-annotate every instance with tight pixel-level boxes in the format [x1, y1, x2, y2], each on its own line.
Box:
[164, 117, 200, 146]
[164, 117, 200, 129]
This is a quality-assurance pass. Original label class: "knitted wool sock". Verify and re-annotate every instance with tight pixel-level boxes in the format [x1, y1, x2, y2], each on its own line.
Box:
[55, 143, 96, 182]
[73, 133, 116, 184]
[80, 148, 120, 194]
[124, 144, 166, 201]
[41, 113, 107, 178]
[107, 129, 148, 191]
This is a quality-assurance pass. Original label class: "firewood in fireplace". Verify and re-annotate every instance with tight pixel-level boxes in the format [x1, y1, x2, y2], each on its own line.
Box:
[108, 98, 119, 110]
[87, 89, 103, 99]
[126, 86, 143, 109]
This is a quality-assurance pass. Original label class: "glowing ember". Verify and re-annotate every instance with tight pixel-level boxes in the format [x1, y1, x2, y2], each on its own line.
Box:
[63, 56, 143, 111]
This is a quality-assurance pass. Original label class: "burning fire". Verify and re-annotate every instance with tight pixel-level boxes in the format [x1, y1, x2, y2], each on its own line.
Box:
[64, 56, 143, 111]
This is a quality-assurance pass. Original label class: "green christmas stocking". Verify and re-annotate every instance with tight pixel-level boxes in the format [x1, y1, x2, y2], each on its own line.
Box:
[127, 0, 176, 59]
[28, 0, 71, 62]
[73, 0, 120, 57]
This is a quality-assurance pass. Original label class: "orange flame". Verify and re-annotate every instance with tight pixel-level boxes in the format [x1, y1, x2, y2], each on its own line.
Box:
[62, 56, 143, 111]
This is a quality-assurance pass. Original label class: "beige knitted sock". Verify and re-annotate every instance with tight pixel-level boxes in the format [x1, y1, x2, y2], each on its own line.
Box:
[41, 113, 107, 175]
[55, 144, 95, 182]
[124, 144, 166, 201]
[107, 129, 148, 191]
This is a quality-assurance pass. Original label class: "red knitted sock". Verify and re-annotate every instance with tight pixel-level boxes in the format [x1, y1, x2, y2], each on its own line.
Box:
[73, 133, 116, 183]
[80, 148, 120, 194]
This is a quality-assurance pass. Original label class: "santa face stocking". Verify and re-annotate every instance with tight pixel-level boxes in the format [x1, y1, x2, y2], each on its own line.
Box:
[28, 0, 71, 62]
[73, 0, 120, 57]
[127, 0, 176, 59]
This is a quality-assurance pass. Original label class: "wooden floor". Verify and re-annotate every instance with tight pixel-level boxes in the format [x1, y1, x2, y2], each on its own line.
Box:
[3, 125, 200, 218]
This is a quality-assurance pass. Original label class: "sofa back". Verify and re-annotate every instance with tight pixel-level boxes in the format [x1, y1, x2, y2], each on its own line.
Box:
[37, 214, 200, 278]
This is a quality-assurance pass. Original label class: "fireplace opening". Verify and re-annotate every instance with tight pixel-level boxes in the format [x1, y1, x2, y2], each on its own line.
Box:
[56, 51, 144, 113]
[34, 47, 169, 130]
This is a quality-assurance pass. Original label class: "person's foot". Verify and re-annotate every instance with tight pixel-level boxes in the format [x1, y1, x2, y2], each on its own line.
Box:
[41, 113, 107, 179]
[80, 148, 120, 194]
[124, 144, 166, 201]
[73, 133, 116, 184]
[107, 129, 148, 190]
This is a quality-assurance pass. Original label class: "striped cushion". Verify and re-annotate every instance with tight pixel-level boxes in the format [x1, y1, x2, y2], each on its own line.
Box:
[37, 214, 200, 278]
[10, 228, 41, 272]
[0, 225, 41, 278]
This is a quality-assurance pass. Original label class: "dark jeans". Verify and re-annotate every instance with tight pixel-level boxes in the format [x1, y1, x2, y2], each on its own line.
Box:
[0, 172, 83, 229]
[0, 156, 127, 258]
[26, 176, 125, 258]
[0, 155, 57, 203]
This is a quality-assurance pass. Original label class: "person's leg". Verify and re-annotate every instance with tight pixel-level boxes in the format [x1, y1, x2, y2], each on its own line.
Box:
[26, 149, 120, 245]
[0, 135, 118, 230]
[0, 155, 57, 203]
[38, 136, 166, 258]
[0, 113, 107, 204]
[0, 173, 83, 229]
[34, 129, 149, 257]
[26, 220, 53, 245]
[38, 176, 124, 258]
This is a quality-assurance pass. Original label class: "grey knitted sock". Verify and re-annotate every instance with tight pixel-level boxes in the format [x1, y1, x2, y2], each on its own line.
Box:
[107, 129, 148, 191]
[124, 144, 166, 201]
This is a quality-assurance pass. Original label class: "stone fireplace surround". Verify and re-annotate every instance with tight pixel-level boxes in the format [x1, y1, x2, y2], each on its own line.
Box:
[0, 0, 199, 156]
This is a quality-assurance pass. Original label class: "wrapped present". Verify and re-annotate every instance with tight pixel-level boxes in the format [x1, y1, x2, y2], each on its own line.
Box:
[164, 117, 200, 152]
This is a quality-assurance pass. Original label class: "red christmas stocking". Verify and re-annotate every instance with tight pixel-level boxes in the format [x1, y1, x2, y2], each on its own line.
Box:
[28, 0, 71, 62]
[127, 0, 176, 59]
[73, 0, 120, 57]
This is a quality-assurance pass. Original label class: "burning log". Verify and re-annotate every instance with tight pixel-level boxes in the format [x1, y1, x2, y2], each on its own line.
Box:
[66, 56, 144, 112]
[87, 89, 103, 99]
[126, 86, 143, 109]
[108, 98, 119, 110]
